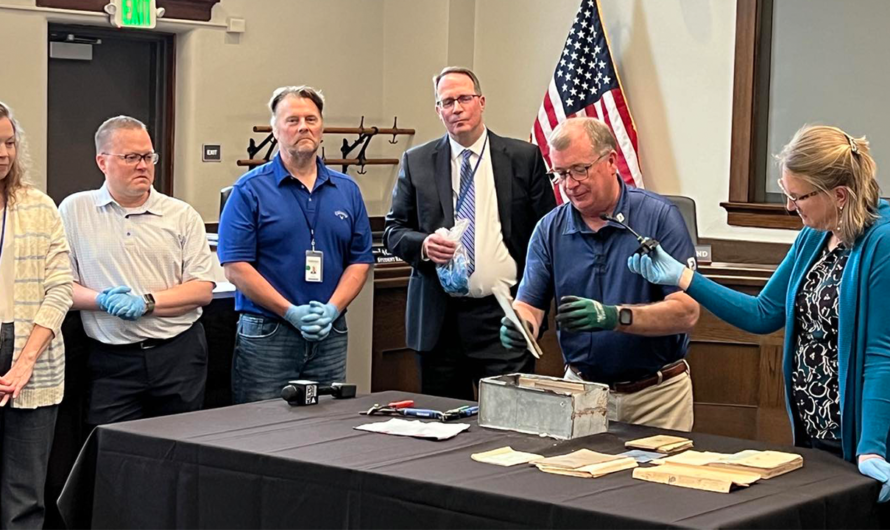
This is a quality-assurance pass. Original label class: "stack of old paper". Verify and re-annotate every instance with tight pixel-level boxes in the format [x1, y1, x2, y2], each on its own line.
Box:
[533, 449, 637, 478]
[471, 446, 543, 466]
[650, 450, 729, 467]
[651, 449, 803, 479]
[636, 449, 805, 492]
[633, 462, 761, 493]
[625, 435, 693, 454]
[707, 450, 803, 479]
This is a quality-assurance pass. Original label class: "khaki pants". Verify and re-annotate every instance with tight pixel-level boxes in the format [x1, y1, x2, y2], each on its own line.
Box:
[565, 364, 694, 432]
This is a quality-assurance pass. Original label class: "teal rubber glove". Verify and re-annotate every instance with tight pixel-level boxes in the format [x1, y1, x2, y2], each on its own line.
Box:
[300, 301, 340, 342]
[556, 296, 618, 332]
[105, 291, 146, 321]
[859, 457, 890, 503]
[627, 242, 687, 287]
[284, 304, 319, 330]
[96, 285, 130, 313]
[499, 317, 529, 351]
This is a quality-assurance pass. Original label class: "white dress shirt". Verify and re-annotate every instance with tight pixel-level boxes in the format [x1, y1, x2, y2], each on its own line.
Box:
[59, 184, 216, 344]
[449, 128, 517, 298]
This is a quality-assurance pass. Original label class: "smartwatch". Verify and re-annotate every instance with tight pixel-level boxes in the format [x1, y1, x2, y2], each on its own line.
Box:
[143, 293, 156, 315]
[618, 307, 633, 326]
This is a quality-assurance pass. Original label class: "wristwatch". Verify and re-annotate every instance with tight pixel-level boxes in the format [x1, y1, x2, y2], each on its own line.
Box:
[618, 307, 633, 326]
[143, 293, 156, 315]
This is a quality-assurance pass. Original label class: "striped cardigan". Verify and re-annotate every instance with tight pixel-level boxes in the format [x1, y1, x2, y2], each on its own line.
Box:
[7, 187, 73, 409]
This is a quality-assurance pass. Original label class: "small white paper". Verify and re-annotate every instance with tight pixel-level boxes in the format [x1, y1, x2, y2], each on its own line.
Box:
[355, 418, 470, 441]
[491, 285, 543, 359]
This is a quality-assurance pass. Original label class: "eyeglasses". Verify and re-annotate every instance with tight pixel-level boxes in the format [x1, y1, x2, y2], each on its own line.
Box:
[777, 179, 821, 205]
[547, 152, 610, 183]
[102, 152, 159, 165]
[436, 94, 480, 110]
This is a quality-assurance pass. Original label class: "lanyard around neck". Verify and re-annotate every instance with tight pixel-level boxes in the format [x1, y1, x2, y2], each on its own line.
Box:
[288, 177, 323, 251]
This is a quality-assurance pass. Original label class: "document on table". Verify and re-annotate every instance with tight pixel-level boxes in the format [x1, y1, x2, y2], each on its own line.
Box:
[355, 418, 470, 440]
[471, 446, 543, 466]
[492, 285, 543, 359]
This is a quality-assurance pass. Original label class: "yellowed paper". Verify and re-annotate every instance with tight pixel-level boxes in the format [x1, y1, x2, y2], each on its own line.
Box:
[633, 462, 761, 493]
[652, 450, 729, 467]
[533, 449, 621, 470]
[471, 446, 543, 467]
[625, 435, 693, 453]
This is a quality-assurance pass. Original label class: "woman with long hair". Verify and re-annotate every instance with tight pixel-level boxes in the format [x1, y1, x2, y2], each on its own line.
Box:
[0, 101, 73, 528]
[628, 124, 890, 503]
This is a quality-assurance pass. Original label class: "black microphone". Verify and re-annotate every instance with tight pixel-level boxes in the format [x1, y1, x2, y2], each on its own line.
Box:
[599, 213, 659, 255]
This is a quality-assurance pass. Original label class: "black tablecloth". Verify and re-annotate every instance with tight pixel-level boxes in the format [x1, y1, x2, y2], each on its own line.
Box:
[59, 391, 880, 529]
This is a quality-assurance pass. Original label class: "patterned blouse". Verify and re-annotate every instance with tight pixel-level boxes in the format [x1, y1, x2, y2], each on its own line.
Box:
[792, 242, 849, 441]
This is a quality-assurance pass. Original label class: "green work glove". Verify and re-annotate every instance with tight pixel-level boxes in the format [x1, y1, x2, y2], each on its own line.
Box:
[499, 317, 529, 351]
[555, 295, 618, 332]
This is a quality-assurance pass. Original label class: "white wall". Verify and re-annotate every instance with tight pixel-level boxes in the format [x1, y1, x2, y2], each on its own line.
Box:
[475, 0, 796, 243]
[175, 0, 391, 219]
[0, 1, 48, 189]
[0, 0, 798, 243]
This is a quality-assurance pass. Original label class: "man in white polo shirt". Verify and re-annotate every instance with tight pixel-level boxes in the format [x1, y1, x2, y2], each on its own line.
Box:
[59, 116, 215, 427]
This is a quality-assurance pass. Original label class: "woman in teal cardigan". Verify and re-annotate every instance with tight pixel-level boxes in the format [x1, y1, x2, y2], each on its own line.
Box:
[628, 125, 890, 503]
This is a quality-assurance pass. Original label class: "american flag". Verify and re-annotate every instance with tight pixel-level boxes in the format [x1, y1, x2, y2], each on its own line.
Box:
[532, 0, 643, 202]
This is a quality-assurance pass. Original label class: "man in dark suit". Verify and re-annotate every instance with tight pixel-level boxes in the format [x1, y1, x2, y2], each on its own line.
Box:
[384, 67, 556, 399]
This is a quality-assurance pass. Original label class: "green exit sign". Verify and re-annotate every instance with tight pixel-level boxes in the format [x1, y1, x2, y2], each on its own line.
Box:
[115, 0, 157, 29]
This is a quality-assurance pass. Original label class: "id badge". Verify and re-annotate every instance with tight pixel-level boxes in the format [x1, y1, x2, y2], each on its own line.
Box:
[305, 250, 323, 282]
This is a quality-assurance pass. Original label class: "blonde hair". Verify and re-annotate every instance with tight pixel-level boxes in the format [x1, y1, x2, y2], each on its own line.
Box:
[0, 101, 31, 206]
[777, 124, 880, 245]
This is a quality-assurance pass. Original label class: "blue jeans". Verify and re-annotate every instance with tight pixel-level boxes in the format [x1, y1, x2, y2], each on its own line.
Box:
[231, 313, 348, 404]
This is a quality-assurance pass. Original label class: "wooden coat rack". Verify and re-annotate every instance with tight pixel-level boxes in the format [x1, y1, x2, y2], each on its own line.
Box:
[237, 117, 414, 174]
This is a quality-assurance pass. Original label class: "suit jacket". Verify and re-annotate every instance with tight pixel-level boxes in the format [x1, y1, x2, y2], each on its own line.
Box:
[384, 130, 556, 351]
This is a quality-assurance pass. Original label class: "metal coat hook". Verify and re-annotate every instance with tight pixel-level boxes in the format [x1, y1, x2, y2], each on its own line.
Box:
[389, 117, 400, 144]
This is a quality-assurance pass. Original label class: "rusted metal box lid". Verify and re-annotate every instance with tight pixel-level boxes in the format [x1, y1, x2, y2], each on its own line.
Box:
[478, 373, 609, 440]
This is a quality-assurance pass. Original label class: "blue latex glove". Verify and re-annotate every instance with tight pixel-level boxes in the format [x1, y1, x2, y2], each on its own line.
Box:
[300, 301, 340, 342]
[626, 242, 687, 287]
[104, 291, 146, 321]
[499, 317, 528, 351]
[284, 304, 319, 330]
[859, 457, 890, 503]
[96, 285, 131, 312]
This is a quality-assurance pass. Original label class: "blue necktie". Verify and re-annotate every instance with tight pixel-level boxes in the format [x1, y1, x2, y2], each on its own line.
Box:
[456, 149, 476, 276]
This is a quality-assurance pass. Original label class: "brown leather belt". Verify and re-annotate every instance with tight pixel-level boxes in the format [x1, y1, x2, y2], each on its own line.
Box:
[570, 360, 688, 394]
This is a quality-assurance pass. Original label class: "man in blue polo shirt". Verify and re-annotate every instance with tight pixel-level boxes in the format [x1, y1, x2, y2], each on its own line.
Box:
[218, 86, 373, 404]
[502, 118, 700, 430]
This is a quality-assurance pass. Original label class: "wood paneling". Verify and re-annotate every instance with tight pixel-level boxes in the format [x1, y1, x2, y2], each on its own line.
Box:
[686, 262, 792, 445]
[728, 0, 760, 203]
[724, 0, 801, 230]
[700, 237, 790, 265]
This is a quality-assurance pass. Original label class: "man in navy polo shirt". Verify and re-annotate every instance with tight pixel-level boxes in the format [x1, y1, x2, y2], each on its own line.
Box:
[218, 86, 373, 404]
[502, 118, 700, 430]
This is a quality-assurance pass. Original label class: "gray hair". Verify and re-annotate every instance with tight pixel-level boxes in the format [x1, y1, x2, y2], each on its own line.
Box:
[432, 67, 482, 99]
[549, 117, 617, 156]
[269, 86, 325, 126]
[94, 116, 148, 153]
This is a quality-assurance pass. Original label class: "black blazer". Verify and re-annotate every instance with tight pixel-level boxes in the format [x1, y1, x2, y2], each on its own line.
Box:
[384, 131, 556, 351]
